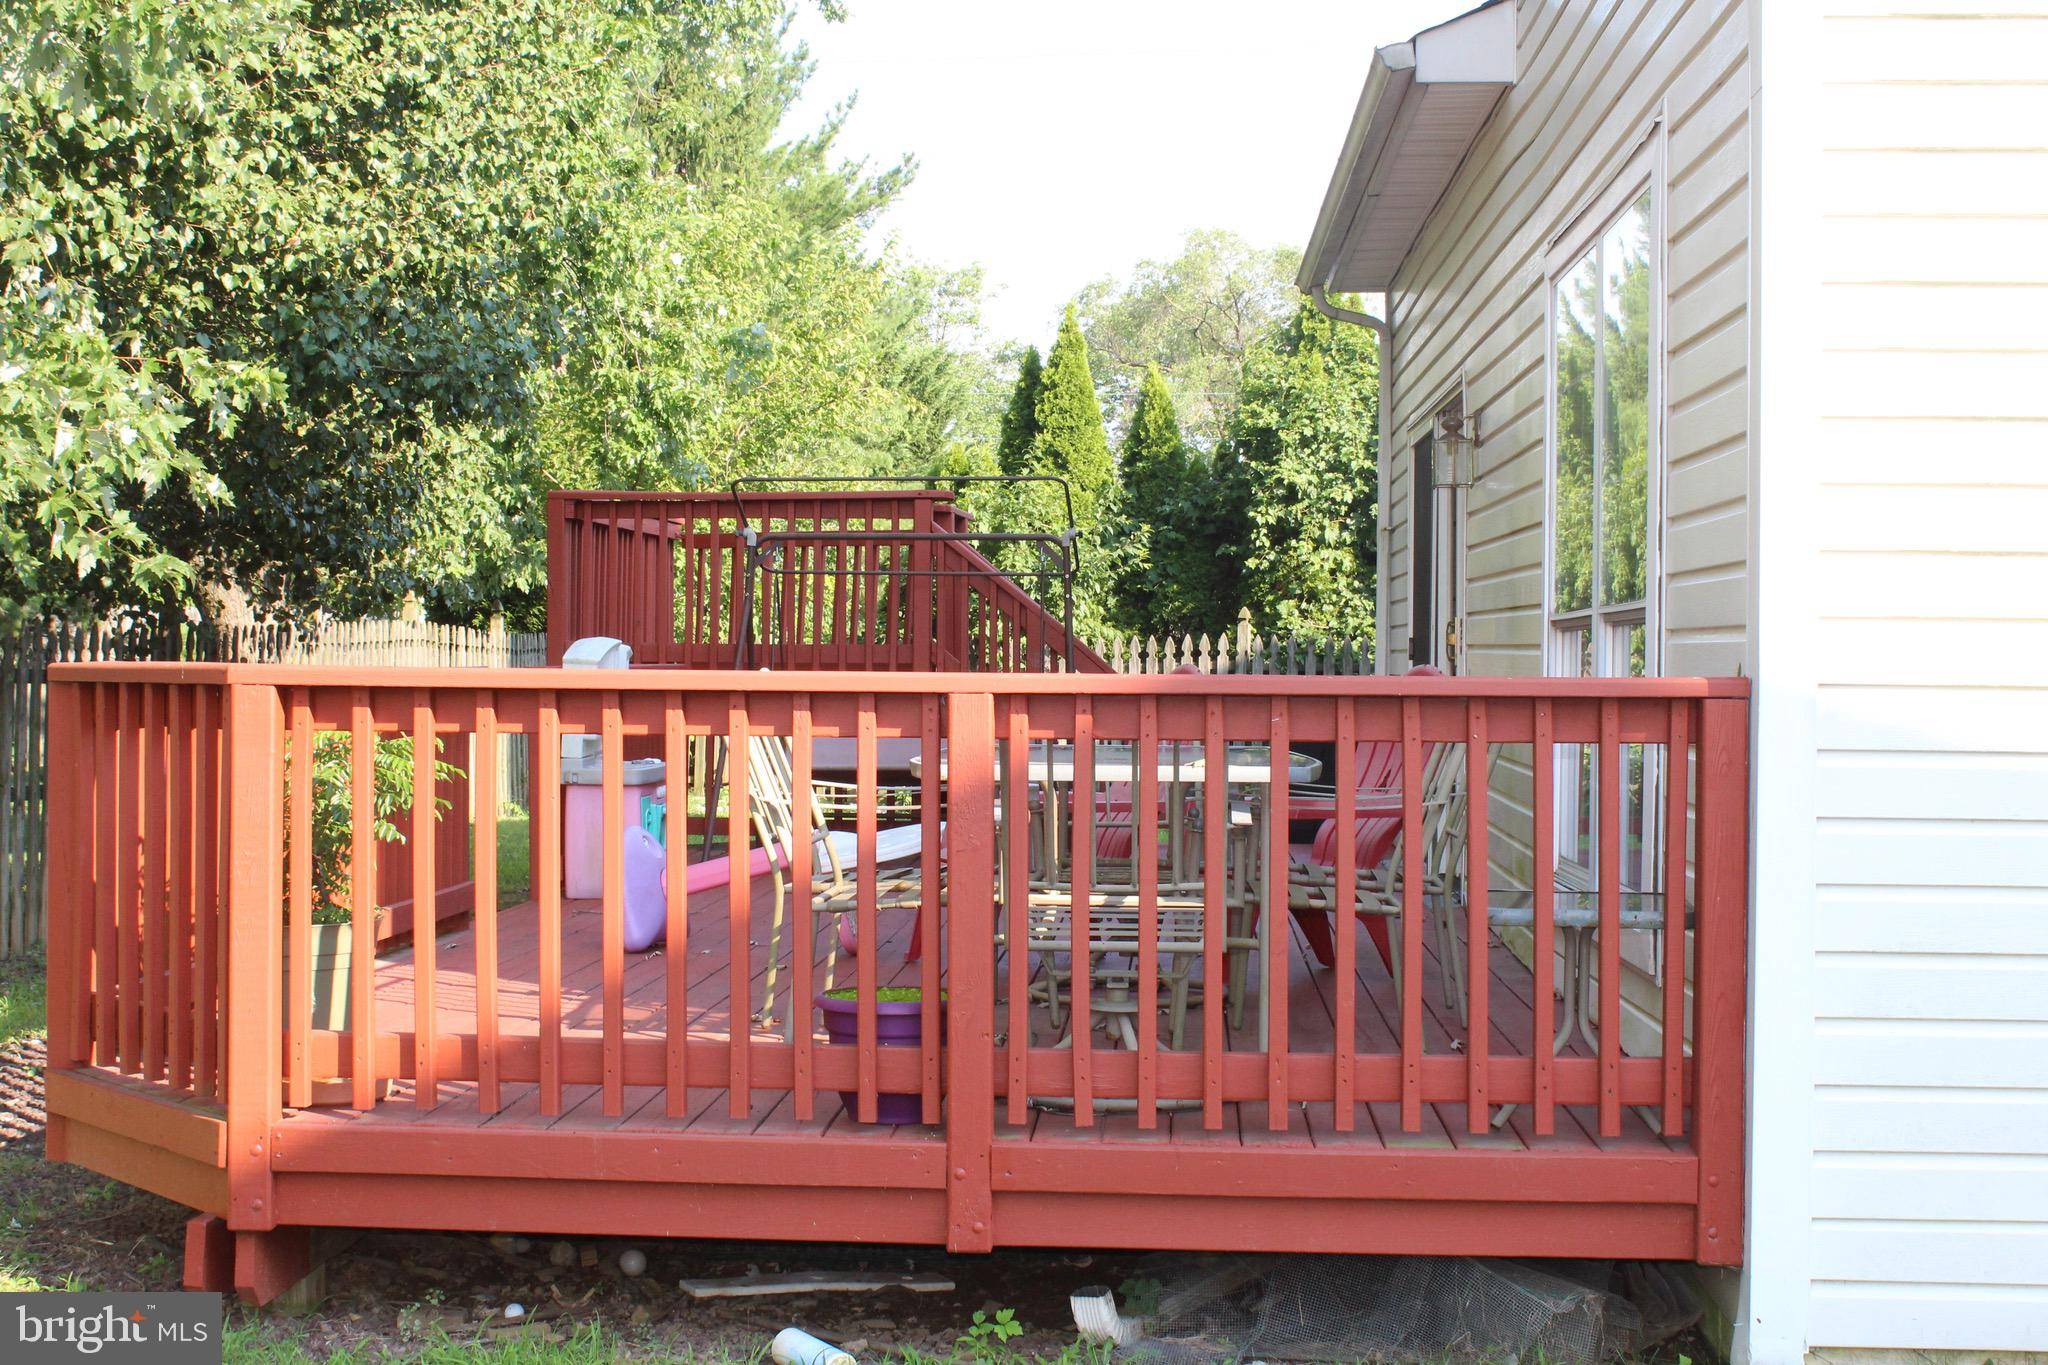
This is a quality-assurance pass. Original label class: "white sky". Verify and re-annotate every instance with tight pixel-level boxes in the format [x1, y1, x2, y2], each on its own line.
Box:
[785, 0, 1473, 348]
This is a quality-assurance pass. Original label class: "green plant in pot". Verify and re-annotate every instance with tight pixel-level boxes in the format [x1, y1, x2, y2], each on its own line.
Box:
[284, 734, 460, 1040]
[815, 986, 943, 1124]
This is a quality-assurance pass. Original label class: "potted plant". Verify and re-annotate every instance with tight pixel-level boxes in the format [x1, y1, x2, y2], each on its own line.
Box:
[286, 734, 460, 1097]
[814, 986, 941, 1125]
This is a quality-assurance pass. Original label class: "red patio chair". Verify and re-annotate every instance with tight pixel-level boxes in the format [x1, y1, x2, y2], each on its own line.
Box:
[1284, 664, 1443, 969]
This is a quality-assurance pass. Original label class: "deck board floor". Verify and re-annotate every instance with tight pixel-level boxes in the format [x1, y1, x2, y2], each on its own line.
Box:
[282, 862, 1679, 1156]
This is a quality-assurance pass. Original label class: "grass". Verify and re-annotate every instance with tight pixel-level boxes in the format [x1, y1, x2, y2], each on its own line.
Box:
[822, 985, 934, 1003]
[223, 1321, 672, 1364]
[0, 947, 86, 1295]
[494, 805, 531, 909]
[0, 948, 47, 1049]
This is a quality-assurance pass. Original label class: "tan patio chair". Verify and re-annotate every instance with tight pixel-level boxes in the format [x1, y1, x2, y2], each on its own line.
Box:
[744, 735, 933, 1031]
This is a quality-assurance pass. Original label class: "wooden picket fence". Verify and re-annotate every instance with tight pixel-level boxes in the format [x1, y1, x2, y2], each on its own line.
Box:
[0, 610, 544, 958]
[1091, 608, 1373, 676]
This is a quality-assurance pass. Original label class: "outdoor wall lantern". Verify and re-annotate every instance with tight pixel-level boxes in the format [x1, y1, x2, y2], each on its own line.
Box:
[1432, 410, 1476, 489]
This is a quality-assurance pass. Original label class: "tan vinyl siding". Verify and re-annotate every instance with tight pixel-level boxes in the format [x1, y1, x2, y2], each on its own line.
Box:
[1369, 0, 1752, 1053]
[1803, 5, 2048, 1349]
[1382, 0, 1752, 681]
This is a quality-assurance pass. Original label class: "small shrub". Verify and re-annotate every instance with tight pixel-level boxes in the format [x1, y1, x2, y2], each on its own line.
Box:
[286, 735, 461, 924]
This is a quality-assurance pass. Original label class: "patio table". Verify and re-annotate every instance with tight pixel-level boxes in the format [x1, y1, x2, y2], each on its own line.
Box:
[911, 740, 1322, 1051]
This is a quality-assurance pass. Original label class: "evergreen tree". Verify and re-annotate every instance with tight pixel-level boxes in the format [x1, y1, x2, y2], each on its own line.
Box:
[1213, 301, 1378, 639]
[1031, 305, 1114, 525]
[1121, 363, 1190, 511]
[1104, 364, 1214, 634]
[995, 347, 1043, 476]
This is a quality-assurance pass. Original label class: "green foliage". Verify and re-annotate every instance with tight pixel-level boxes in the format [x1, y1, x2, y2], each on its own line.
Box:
[286, 735, 459, 924]
[425, 3, 997, 625]
[0, 951, 46, 1050]
[960, 1307, 1025, 1357]
[994, 347, 1043, 476]
[1213, 301, 1378, 638]
[1030, 306, 1114, 526]
[2, 0, 989, 628]
[1550, 193, 1652, 619]
[1075, 230, 1301, 449]
[1102, 365, 1227, 636]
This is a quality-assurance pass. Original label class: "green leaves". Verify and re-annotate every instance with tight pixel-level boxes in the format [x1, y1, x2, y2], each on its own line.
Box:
[1217, 302, 1379, 639]
[1029, 304, 1114, 526]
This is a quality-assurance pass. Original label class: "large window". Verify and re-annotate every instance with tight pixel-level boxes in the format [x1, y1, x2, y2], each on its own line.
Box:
[1547, 165, 1660, 892]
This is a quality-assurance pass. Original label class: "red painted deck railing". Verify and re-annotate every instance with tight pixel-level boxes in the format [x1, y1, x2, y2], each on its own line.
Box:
[42, 664, 1749, 1264]
[547, 490, 1109, 673]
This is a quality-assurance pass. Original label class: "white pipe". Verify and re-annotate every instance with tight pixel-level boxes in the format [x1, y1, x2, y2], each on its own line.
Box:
[1308, 284, 1394, 674]
[771, 1328, 857, 1365]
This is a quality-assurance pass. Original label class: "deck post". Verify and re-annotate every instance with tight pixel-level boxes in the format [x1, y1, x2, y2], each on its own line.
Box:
[1692, 696, 1751, 1265]
[944, 691, 996, 1253]
[545, 492, 570, 666]
[223, 681, 283, 1234]
[43, 680, 87, 1075]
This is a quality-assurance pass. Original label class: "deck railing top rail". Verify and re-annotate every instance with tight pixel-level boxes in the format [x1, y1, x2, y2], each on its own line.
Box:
[46, 661, 1750, 698]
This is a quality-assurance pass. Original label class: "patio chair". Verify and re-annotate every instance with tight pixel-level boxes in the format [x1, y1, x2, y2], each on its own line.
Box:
[745, 735, 934, 1030]
[1284, 742, 1473, 1005]
[1008, 889, 1212, 1051]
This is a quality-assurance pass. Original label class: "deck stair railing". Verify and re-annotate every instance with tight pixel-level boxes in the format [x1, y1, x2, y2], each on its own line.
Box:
[43, 662, 1748, 1262]
[547, 485, 1111, 674]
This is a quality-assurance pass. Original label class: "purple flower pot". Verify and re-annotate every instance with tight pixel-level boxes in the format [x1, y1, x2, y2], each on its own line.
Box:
[816, 992, 930, 1125]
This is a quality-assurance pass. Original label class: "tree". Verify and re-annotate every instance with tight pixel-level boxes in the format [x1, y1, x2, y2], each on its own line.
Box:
[1214, 301, 1378, 639]
[1074, 230, 1301, 449]
[1, 0, 987, 629]
[994, 347, 1042, 476]
[1102, 364, 1224, 636]
[1, 0, 642, 622]
[1030, 305, 1114, 526]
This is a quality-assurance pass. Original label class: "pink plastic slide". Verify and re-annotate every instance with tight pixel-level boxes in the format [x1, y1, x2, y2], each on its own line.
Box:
[624, 839, 788, 952]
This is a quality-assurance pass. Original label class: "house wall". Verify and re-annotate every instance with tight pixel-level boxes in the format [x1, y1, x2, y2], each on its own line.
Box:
[1767, 2, 2048, 1355]
[1375, 0, 1753, 1050]
[1362, 1, 2048, 1356]
[1381, 0, 1752, 684]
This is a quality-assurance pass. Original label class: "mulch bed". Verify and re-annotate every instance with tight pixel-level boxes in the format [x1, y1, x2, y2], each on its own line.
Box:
[0, 1034, 47, 1149]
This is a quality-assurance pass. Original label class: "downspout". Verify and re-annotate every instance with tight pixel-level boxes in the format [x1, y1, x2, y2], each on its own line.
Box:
[1309, 284, 1394, 675]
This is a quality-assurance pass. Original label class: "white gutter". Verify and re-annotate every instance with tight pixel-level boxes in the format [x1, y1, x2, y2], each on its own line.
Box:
[1297, 1, 1513, 675]
[1309, 286, 1393, 675]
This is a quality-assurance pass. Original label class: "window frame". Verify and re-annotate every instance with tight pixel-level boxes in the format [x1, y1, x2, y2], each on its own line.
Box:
[1541, 134, 1668, 894]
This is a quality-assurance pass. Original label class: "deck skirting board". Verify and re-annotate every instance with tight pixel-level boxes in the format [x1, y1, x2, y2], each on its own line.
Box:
[994, 1143, 1699, 1204]
[271, 1173, 952, 1245]
[48, 1114, 230, 1217]
[989, 1191, 1698, 1260]
[45, 1066, 227, 1167]
[269, 1123, 944, 1190]
[260, 1165, 1692, 1260]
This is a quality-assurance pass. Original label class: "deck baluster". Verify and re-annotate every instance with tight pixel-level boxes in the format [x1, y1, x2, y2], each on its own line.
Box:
[1464, 700, 1491, 1132]
[411, 691, 438, 1110]
[475, 696, 500, 1114]
[1597, 699, 1622, 1137]
[1399, 697, 1424, 1133]
[1531, 699, 1557, 1136]
[600, 694, 626, 1116]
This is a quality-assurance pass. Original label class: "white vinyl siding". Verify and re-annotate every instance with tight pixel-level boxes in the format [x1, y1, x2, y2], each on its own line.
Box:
[1798, 3, 2048, 1353]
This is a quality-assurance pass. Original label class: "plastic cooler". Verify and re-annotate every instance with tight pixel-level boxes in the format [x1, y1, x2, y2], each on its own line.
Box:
[558, 635, 666, 902]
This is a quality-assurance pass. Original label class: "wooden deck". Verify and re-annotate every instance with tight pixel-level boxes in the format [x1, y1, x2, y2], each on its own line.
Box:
[285, 866, 1682, 1160]
[41, 661, 1747, 1297]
